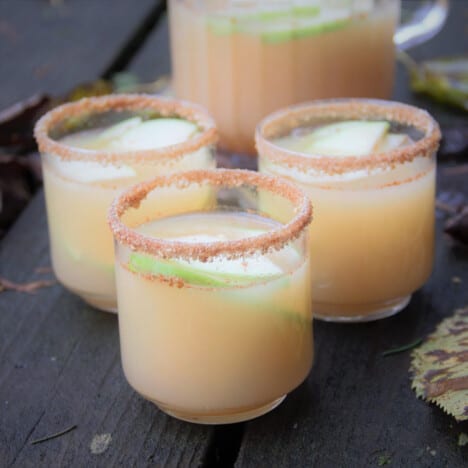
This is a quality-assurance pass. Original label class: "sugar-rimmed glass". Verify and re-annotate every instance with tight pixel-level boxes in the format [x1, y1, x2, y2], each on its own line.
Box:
[257, 98, 441, 322]
[34, 94, 217, 312]
[108, 169, 313, 424]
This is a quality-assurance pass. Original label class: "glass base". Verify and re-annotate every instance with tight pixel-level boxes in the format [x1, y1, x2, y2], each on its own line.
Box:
[152, 395, 286, 424]
[64, 284, 117, 313]
[314, 295, 411, 323]
[82, 294, 117, 313]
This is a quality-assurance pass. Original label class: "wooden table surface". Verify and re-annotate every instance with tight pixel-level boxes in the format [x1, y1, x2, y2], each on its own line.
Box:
[0, 1, 467, 467]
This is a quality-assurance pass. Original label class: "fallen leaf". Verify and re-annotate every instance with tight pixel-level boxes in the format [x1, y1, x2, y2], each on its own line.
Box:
[398, 52, 468, 112]
[377, 454, 392, 466]
[64, 79, 113, 103]
[443, 164, 468, 177]
[0, 94, 51, 152]
[0, 159, 34, 236]
[458, 433, 468, 446]
[445, 206, 468, 245]
[35, 266, 53, 274]
[410, 307, 468, 421]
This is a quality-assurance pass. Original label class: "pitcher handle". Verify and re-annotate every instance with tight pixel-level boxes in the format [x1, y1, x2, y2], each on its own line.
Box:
[394, 0, 449, 50]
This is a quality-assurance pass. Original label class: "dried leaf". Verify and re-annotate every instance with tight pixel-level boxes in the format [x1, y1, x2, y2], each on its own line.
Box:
[377, 454, 392, 466]
[64, 79, 113, 102]
[458, 433, 468, 446]
[111, 72, 140, 93]
[398, 51, 468, 112]
[0, 277, 56, 293]
[35, 266, 53, 274]
[443, 164, 468, 177]
[0, 158, 34, 235]
[410, 307, 468, 421]
[445, 206, 468, 245]
[0, 94, 51, 152]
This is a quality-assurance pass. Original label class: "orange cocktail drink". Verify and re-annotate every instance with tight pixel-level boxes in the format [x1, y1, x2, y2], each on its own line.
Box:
[169, 0, 398, 154]
[35, 95, 217, 312]
[108, 169, 313, 423]
[257, 99, 441, 322]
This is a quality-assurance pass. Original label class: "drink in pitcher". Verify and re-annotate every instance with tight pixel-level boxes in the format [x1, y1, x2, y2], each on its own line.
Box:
[170, 0, 398, 154]
[257, 99, 441, 322]
[108, 169, 313, 423]
[35, 95, 217, 312]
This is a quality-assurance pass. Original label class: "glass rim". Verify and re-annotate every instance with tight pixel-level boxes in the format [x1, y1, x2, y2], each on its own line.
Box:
[34, 94, 218, 164]
[255, 98, 441, 175]
[108, 169, 313, 261]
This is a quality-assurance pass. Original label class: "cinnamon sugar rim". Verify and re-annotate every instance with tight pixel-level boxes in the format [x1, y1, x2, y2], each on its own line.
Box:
[256, 98, 441, 175]
[34, 94, 218, 164]
[108, 169, 313, 261]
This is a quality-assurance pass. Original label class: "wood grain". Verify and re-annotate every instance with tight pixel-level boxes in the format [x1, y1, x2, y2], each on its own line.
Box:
[236, 172, 468, 467]
[1, 1, 467, 466]
[0, 199, 214, 467]
[0, 0, 156, 109]
[0, 1, 215, 465]
[127, 12, 171, 82]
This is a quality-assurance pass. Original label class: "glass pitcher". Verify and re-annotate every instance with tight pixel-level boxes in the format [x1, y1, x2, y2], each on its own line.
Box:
[169, 0, 448, 155]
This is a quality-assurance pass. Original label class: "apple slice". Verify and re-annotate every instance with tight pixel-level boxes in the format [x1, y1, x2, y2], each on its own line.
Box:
[298, 120, 390, 157]
[261, 9, 350, 43]
[85, 117, 143, 150]
[207, 4, 321, 38]
[129, 252, 283, 287]
[128, 231, 283, 287]
[115, 118, 198, 151]
[375, 133, 411, 152]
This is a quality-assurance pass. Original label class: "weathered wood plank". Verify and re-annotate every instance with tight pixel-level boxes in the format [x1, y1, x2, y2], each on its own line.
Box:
[235, 173, 468, 468]
[127, 12, 171, 82]
[0, 0, 156, 109]
[1, 1, 467, 466]
[393, 0, 468, 128]
[0, 1, 216, 465]
[0, 198, 213, 467]
[237, 3, 468, 465]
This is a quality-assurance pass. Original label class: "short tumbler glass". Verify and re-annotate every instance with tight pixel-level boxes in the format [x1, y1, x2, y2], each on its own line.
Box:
[257, 99, 441, 322]
[108, 169, 313, 424]
[35, 94, 217, 312]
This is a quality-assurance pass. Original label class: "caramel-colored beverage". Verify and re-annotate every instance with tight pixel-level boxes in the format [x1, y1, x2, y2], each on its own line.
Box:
[257, 99, 441, 322]
[169, 0, 398, 154]
[115, 211, 312, 423]
[109, 169, 313, 423]
[43, 137, 211, 311]
[35, 96, 217, 312]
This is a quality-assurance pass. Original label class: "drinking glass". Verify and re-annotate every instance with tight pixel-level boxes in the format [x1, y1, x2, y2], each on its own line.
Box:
[108, 169, 313, 423]
[35, 94, 217, 312]
[257, 98, 441, 322]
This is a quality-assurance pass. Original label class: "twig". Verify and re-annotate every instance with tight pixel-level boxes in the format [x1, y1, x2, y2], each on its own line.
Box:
[31, 424, 77, 445]
[381, 338, 423, 357]
[436, 200, 458, 214]
[35, 266, 53, 274]
[0, 277, 56, 293]
[443, 164, 468, 177]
